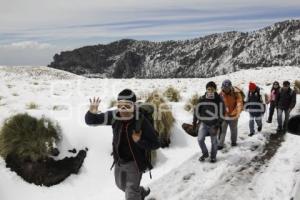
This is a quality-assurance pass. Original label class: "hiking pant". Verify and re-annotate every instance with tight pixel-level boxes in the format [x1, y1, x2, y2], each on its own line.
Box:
[219, 119, 238, 147]
[277, 108, 290, 130]
[114, 161, 142, 200]
[197, 123, 218, 159]
[267, 101, 277, 122]
[249, 113, 263, 134]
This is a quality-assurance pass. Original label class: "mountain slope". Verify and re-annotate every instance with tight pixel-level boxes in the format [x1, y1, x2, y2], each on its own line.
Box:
[48, 20, 300, 78]
[0, 66, 299, 200]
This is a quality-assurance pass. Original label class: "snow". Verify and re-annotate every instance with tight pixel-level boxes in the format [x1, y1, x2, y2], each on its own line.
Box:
[294, 35, 300, 41]
[0, 66, 300, 200]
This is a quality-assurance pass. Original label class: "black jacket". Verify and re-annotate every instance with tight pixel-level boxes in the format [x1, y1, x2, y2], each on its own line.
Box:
[276, 88, 297, 110]
[193, 92, 225, 127]
[85, 110, 160, 173]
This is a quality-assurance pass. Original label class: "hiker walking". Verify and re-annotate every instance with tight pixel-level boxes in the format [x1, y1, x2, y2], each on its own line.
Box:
[245, 82, 266, 137]
[276, 81, 297, 133]
[85, 89, 160, 200]
[218, 80, 244, 149]
[266, 81, 280, 123]
[193, 81, 225, 163]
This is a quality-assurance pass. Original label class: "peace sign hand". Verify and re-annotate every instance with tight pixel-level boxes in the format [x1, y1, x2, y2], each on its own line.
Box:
[89, 97, 101, 114]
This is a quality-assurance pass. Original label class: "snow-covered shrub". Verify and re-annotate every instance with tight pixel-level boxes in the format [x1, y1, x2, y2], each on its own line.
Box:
[295, 80, 300, 94]
[0, 113, 61, 161]
[146, 91, 175, 148]
[184, 93, 200, 112]
[109, 99, 117, 108]
[163, 86, 181, 102]
[26, 102, 39, 109]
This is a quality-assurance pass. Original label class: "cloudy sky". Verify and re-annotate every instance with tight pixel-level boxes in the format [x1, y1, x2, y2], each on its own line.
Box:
[1, 0, 300, 66]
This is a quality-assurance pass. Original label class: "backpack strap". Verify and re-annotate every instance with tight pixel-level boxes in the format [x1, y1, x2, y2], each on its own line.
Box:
[135, 114, 144, 132]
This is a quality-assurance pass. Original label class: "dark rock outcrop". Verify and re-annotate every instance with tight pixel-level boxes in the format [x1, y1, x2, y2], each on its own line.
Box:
[6, 149, 87, 187]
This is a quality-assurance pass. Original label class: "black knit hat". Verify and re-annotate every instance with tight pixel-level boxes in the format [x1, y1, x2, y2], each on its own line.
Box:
[206, 81, 217, 90]
[117, 89, 137, 102]
[283, 81, 290, 87]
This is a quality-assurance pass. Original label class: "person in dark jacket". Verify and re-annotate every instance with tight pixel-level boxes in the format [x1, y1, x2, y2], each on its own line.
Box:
[85, 89, 160, 200]
[193, 81, 225, 163]
[245, 82, 266, 137]
[266, 81, 280, 123]
[276, 81, 297, 133]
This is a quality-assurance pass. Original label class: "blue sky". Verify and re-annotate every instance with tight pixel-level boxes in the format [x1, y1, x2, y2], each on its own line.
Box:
[0, 0, 300, 66]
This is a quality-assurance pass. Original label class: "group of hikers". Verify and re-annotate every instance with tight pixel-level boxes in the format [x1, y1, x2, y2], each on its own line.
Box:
[193, 80, 296, 163]
[84, 80, 297, 200]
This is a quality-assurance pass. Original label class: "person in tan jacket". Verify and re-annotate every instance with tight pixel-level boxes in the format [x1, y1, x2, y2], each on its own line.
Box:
[218, 80, 244, 149]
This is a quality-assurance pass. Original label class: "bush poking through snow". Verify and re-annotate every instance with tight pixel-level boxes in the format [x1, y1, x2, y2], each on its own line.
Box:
[26, 102, 39, 109]
[184, 94, 200, 112]
[0, 113, 61, 161]
[146, 91, 175, 148]
[295, 80, 300, 94]
[109, 99, 117, 108]
[52, 105, 68, 111]
[163, 86, 181, 102]
[6, 84, 13, 89]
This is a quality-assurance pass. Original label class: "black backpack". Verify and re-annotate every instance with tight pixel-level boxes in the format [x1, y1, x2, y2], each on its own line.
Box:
[135, 104, 159, 176]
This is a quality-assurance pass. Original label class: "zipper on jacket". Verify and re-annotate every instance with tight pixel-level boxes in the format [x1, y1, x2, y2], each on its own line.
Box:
[125, 122, 141, 174]
[114, 122, 123, 167]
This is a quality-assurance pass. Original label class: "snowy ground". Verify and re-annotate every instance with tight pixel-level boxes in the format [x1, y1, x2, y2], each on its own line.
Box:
[0, 66, 299, 200]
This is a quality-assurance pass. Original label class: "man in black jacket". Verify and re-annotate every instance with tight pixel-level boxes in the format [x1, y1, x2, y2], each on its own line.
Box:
[193, 81, 225, 163]
[276, 81, 297, 133]
[85, 89, 160, 200]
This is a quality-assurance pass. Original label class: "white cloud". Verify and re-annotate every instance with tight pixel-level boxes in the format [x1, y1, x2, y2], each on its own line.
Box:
[0, 41, 53, 50]
[0, 41, 61, 66]
[0, 0, 300, 65]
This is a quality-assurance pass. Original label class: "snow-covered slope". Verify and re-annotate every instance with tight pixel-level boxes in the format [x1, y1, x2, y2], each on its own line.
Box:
[49, 20, 300, 78]
[0, 66, 299, 200]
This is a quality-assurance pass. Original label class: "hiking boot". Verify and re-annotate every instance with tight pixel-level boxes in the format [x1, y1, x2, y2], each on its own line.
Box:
[276, 126, 283, 134]
[160, 139, 170, 148]
[282, 128, 287, 134]
[231, 142, 237, 147]
[248, 133, 255, 137]
[199, 154, 209, 162]
[210, 158, 217, 163]
[141, 187, 151, 200]
[257, 126, 262, 132]
[217, 146, 224, 150]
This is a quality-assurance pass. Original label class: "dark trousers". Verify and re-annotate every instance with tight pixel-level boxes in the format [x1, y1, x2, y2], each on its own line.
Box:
[277, 108, 290, 130]
[267, 101, 277, 122]
[249, 113, 263, 134]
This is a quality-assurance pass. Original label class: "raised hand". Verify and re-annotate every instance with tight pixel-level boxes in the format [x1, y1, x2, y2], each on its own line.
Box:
[89, 97, 101, 114]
